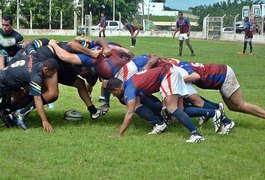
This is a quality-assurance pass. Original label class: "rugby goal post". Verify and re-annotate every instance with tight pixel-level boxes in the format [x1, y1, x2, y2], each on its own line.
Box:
[204, 14, 226, 40]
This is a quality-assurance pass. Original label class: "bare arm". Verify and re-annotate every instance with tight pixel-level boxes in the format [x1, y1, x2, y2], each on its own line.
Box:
[116, 97, 140, 137]
[93, 37, 112, 57]
[142, 54, 160, 70]
[183, 72, 200, 83]
[49, 39, 82, 65]
[67, 40, 101, 58]
[34, 95, 53, 133]
[173, 27, 179, 38]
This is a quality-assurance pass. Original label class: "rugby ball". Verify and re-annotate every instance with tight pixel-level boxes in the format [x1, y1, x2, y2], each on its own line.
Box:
[64, 110, 83, 121]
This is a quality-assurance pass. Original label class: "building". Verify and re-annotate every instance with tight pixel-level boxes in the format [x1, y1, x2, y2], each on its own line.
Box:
[138, 0, 178, 16]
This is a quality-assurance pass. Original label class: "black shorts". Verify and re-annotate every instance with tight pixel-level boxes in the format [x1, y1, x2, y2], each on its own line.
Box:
[57, 62, 79, 86]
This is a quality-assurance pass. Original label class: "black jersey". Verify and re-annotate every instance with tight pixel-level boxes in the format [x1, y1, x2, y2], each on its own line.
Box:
[0, 55, 43, 97]
[0, 29, 23, 57]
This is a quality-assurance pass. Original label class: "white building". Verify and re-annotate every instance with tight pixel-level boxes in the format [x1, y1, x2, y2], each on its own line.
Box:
[138, 0, 178, 16]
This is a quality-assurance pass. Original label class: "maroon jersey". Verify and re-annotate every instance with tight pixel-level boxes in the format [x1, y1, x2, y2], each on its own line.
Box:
[178, 62, 227, 89]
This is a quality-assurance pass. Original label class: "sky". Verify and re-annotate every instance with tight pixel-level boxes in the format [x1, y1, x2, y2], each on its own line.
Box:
[165, 0, 228, 10]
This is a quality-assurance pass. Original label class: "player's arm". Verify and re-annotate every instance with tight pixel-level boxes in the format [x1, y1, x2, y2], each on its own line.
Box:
[67, 40, 101, 58]
[34, 95, 54, 133]
[183, 72, 200, 82]
[142, 54, 160, 70]
[173, 22, 179, 38]
[49, 39, 82, 65]
[186, 20, 191, 36]
[93, 37, 112, 57]
[116, 97, 140, 137]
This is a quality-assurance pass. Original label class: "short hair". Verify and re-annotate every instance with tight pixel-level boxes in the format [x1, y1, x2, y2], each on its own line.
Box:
[42, 58, 58, 71]
[3, 16, 13, 25]
[106, 77, 123, 91]
[178, 11, 183, 15]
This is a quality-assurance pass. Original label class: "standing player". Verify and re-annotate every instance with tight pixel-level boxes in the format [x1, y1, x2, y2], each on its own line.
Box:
[238, 17, 253, 56]
[173, 12, 195, 57]
[99, 13, 106, 37]
[106, 66, 205, 143]
[124, 21, 139, 48]
[0, 15, 24, 69]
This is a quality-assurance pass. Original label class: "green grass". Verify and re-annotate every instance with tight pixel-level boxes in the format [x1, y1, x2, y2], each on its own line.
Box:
[1, 36, 265, 179]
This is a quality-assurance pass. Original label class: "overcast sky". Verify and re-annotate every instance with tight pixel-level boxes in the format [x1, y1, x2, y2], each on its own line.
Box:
[165, 0, 228, 10]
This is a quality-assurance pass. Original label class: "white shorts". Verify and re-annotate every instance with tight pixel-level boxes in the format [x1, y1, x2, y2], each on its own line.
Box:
[115, 61, 138, 81]
[132, 29, 139, 38]
[178, 33, 189, 41]
[160, 66, 189, 99]
[220, 65, 240, 98]
[244, 38, 252, 42]
[100, 27, 105, 31]
[173, 66, 198, 96]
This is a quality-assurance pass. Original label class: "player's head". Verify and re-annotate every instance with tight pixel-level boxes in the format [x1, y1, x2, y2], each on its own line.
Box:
[178, 11, 183, 18]
[101, 13, 104, 17]
[42, 58, 58, 78]
[2, 16, 13, 35]
[106, 77, 124, 97]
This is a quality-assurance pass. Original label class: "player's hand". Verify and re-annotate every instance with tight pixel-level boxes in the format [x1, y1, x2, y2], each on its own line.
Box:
[22, 39, 32, 48]
[42, 121, 54, 133]
[91, 49, 102, 58]
[187, 32, 190, 37]
[103, 48, 112, 57]
[48, 39, 57, 47]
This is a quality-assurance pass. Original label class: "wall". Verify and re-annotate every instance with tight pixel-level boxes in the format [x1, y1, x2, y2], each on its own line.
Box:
[17, 29, 265, 44]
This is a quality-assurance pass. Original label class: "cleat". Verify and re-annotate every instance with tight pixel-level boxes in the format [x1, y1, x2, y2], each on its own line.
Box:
[148, 123, 168, 134]
[198, 116, 209, 126]
[13, 110, 27, 130]
[130, 46, 135, 48]
[186, 134, 205, 143]
[219, 121, 235, 134]
[238, 52, 245, 55]
[212, 110, 222, 133]
[91, 109, 103, 120]
[191, 52, 195, 56]
[177, 53, 182, 57]
[249, 53, 253, 56]
[161, 107, 173, 125]
[98, 96, 105, 103]
[218, 102, 224, 115]
[101, 103, 110, 115]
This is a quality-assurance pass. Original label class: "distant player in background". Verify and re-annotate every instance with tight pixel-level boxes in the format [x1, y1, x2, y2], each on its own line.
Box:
[124, 21, 139, 48]
[238, 17, 253, 56]
[0, 15, 24, 69]
[99, 13, 106, 37]
[173, 12, 195, 57]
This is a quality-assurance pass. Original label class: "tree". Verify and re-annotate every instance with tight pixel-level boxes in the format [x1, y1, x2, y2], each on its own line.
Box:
[190, 0, 263, 30]
[1, 0, 141, 29]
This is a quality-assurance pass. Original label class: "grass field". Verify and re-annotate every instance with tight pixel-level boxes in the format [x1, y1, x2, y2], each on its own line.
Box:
[1, 36, 265, 179]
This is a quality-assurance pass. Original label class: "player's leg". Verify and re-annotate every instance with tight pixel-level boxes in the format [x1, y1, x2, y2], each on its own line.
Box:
[249, 39, 253, 54]
[223, 88, 265, 119]
[178, 40, 183, 56]
[243, 40, 247, 53]
[185, 38, 195, 56]
[102, 28, 105, 37]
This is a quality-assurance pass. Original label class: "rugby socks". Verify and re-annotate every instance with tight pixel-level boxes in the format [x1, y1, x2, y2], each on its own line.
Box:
[243, 41, 247, 53]
[87, 105, 97, 114]
[172, 109, 200, 135]
[184, 107, 214, 118]
[131, 38, 136, 46]
[140, 96, 163, 116]
[103, 88, 110, 105]
[135, 105, 164, 125]
[249, 41, 253, 53]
